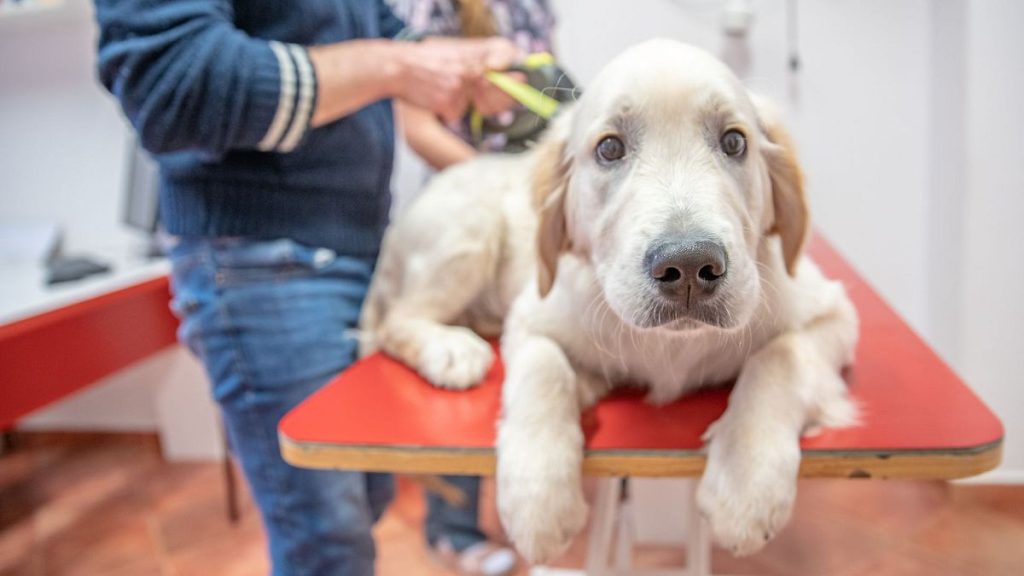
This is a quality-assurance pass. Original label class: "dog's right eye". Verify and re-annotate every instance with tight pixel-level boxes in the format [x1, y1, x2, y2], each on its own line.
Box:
[596, 136, 626, 164]
[721, 129, 747, 157]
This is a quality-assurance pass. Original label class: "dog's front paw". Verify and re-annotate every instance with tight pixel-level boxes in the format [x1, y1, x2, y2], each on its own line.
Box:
[418, 326, 494, 390]
[498, 471, 587, 564]
[697, 421, 799, 556]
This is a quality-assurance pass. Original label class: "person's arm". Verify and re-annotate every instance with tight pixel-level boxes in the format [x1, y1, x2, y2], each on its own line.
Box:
[95, 0, 472, 155]
[396, 102, 475, 170]
[96, 0, 317, 154]
[308, 40, 470, 128]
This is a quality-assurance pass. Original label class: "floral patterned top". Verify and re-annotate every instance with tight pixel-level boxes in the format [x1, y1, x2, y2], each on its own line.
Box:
[387, 0, 558, 151]
[388, 0, 555, 53]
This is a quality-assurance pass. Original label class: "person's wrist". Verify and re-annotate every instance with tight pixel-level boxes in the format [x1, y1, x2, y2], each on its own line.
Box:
[378, 41, 411, 99]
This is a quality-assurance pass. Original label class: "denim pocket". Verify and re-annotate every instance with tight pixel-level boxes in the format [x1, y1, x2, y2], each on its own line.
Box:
[167, 236, 375, 396]
[209, 238, 337, 286]
[166, 246, 217, 361]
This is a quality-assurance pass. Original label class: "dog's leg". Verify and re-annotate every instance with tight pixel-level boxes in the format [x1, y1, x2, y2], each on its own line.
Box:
[377, 241, 501, 390]
[697, 291, 858, 556]
[496, 333, 589, 563]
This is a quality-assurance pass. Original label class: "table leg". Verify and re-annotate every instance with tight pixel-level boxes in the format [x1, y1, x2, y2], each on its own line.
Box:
[528, 477, 748, 576]
[222, 421, 240, 524]
[614, 478, 635, 571]
[583, 476, 621, 575]
[0, 430, 14, 456]
[683, 478, 712, 576]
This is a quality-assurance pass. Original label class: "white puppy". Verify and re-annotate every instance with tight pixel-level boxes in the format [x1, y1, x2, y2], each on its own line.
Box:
[360, 150, 538, 389]
[362, 39, 858, 563]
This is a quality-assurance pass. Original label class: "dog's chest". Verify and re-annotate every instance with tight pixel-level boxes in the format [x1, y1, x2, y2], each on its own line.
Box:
[528, 257, 770, 405]
[584, 326, 752, 404]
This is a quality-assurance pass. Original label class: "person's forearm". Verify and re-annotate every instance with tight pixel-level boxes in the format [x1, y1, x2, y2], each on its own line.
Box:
[308, 40, 405, 128]
[96, 0, 318, 155]
[310, 36, 521, 129]
[414, 124, 476, 169]
[397, 103, 476, 170]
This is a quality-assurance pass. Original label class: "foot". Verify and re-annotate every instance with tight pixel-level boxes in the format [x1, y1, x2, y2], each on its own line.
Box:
[498, 473, 586, 564]
[430, 537, 518, 576]
[418, 326, 494, 390]
[697, 416, 800, 556]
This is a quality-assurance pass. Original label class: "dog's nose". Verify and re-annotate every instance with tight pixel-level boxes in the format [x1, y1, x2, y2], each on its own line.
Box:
[645, 239, 727, 305]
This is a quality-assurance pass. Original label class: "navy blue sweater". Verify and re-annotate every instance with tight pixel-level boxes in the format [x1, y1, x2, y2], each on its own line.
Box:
[95, 0, 406, 256]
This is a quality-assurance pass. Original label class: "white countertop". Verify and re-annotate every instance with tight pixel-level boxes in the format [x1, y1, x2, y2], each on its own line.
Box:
[0, 242, 170, 326]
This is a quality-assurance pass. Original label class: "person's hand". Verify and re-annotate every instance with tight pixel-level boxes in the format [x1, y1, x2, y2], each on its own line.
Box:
[463, 37, 526, 117]
[388, 42, 472, 124]
[414, 37, 525, 118]
[474, 36, 523, 72]
[417, 36, 522, 71]
[387, 38, 525, 122]
[471, 70, 526, 117]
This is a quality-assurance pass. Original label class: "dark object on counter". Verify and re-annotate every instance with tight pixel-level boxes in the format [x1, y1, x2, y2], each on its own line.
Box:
[46, 256, 112, 285]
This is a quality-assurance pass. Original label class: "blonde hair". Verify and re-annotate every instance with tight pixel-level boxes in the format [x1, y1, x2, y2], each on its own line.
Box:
[456, 0, 496, 38]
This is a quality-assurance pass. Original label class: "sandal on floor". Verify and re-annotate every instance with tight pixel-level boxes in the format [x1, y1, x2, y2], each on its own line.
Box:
[430, 537, 518, 576]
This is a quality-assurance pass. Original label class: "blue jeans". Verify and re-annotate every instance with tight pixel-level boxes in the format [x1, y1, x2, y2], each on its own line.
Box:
[166, 237, 483, 575]
[425, 475, 488, 551]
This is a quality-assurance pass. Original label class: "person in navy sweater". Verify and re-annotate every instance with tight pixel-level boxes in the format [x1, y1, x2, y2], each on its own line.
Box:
[93, 1, 520, 574]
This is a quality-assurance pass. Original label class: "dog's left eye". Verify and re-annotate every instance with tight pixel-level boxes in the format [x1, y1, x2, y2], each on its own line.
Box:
[596, 136, 626, 163]
[721, 129, 747, 157]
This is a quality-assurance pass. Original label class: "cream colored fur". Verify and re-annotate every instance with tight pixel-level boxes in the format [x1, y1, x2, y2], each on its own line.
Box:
[361, 39, 859, 563]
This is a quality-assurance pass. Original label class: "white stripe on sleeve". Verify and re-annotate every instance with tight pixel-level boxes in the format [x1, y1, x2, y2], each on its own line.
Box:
[257, 41, 298, 151]
[277, 44, 316, 153]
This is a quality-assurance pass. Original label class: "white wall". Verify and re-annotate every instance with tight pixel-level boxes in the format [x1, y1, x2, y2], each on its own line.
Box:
[960, 0, 1024, 482]
[0, 0, 137, 254]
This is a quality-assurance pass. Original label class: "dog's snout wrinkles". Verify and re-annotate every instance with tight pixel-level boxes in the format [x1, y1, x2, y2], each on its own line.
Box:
[646, 239, 727, 306]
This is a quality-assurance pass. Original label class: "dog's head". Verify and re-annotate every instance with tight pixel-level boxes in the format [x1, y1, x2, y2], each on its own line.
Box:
[534, 39, 807, 332]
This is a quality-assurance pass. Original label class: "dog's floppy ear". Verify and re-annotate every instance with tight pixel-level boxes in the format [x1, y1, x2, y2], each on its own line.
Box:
[754, 96, 808, 277]
[533, 112, 573, 297]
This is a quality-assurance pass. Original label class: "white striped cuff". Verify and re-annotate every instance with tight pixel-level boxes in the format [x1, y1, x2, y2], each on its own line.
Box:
[257, 41, 316, 152]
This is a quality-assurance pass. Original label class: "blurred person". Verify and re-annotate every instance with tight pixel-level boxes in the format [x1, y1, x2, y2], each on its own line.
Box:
[391, 0, 557, 168]
[93, 1, 519, 575]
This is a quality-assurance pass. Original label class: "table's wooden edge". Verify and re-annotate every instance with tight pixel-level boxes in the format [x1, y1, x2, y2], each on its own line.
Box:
[279, 433, 1002, 480]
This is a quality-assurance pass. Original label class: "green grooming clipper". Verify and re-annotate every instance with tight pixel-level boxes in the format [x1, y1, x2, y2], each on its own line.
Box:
[470, 52, 578, 151]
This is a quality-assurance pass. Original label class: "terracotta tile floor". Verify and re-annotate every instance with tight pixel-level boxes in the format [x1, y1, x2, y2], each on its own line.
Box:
[1, 433, 1021, 576]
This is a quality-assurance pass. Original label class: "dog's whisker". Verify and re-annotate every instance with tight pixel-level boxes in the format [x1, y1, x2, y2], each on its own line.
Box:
[583, 276, 619, 368]
[541, 84, 580, 101]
